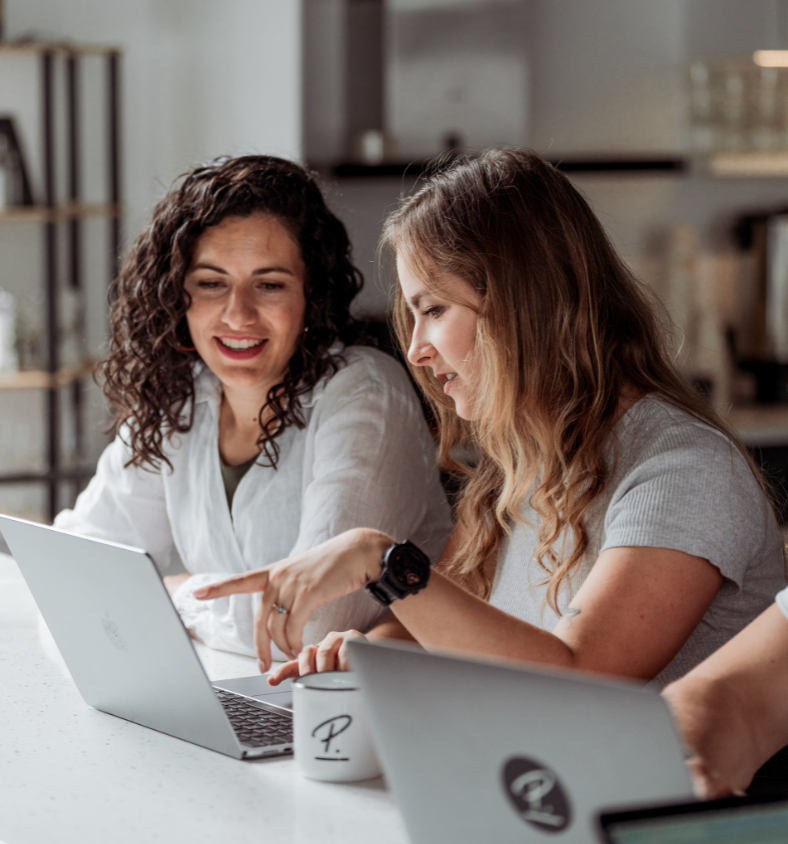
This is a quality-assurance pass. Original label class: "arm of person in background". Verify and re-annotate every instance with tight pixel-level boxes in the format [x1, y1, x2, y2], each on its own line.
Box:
[54, 431, 175, 575]
[177, 351, 452, 661]
[663, 601, 788, 799]
[195, 525, 723, 680]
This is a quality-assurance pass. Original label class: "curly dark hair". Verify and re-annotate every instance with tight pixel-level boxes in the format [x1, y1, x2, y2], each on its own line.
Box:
[101, 155, 366, 470]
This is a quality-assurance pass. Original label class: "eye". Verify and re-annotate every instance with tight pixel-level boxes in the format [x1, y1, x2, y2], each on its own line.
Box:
[259, 281, 285, 291]
[196, 279, 224, 289]
[422, 305, 446, 319]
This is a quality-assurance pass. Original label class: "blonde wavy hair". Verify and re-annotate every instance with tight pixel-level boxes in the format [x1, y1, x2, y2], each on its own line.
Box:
[384, 148, 769, 613]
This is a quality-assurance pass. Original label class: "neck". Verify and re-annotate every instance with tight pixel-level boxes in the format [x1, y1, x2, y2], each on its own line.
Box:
[221, 382, 273, 429]
[615, 383, 646, 423]
[218, 380, 279, 465]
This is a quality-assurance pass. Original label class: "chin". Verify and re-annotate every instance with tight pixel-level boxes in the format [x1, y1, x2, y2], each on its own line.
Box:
[452, 400, 477, 422]
[208, 362, 271, 388]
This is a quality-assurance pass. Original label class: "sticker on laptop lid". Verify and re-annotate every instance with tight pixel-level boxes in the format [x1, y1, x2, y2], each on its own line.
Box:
[502, 755, 572, 833]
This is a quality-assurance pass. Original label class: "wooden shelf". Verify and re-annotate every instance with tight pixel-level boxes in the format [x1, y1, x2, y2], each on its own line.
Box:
[0, 202, 123, 224]
[706, 152, 788, 178]
[0, 41, 120, 57]
[728, 406, 788, 446]
[0, 361, 95, 391]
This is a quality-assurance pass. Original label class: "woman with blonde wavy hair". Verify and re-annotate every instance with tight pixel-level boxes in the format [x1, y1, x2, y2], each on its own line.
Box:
[196, 148, 785, 687]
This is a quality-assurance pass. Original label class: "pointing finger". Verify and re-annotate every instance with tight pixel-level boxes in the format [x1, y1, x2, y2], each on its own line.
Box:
[193, 569, 270, 600]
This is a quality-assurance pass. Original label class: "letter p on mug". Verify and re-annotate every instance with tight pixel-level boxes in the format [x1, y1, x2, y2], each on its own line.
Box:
[293, 672, 382, 782]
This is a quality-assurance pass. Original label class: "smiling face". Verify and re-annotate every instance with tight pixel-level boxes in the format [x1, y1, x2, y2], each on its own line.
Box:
[183, 214, 307, 400]
[397, 253, 482, 421]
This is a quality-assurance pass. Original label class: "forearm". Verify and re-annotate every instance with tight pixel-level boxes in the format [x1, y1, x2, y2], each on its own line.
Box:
[366, 615, 417, 643]
[392, 570, 576, 667]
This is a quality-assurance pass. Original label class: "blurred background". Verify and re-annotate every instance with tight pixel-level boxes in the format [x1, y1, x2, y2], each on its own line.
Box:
[4, 0, 788, 526]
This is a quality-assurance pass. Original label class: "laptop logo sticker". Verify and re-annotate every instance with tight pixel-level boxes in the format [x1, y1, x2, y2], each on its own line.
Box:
[101, 612, 128, 652]
[502, 756, 572, 833]
[312, 714, 352, 761]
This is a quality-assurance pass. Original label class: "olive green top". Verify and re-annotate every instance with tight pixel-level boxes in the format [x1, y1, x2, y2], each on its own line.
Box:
[219, 451, 259, 511]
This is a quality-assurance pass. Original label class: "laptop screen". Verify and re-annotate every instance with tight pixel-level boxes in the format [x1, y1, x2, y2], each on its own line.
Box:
[600, 796, 788, 843]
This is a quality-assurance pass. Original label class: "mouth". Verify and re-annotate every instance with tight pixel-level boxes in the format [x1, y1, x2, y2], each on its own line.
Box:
[214, 336, 267, 360]
[437, 372, 458, 395]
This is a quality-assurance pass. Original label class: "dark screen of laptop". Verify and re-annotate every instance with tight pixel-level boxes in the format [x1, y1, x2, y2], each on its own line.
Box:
[604, 801, 788, 843]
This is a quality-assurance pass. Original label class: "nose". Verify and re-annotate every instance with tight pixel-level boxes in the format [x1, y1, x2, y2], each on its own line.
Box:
[407, 324, 434, 367]
[222, 285, 257, 329]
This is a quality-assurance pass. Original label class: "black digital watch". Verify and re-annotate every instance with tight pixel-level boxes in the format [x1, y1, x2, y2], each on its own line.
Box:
[365, 540, 432, 607]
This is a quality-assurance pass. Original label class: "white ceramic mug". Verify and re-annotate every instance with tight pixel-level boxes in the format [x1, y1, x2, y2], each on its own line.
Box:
[293, 671, 382, 782]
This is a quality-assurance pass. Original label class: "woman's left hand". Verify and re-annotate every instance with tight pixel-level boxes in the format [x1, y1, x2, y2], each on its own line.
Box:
[193, 527, 392, 670]
[268, 629, 368, 685]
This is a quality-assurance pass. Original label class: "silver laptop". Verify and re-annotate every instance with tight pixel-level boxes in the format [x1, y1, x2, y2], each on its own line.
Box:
[0, 514, 293, 760]
[347, 639, 694, 844]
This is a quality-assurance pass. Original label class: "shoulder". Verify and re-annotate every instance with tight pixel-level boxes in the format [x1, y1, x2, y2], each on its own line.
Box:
[616, 395, 744, 469]
[309, 346, 418, 407]
[603, 395, 776, 577]
[607, 394, 771, 533]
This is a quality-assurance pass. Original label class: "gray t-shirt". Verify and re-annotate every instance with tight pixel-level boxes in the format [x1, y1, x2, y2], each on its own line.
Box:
[489, 395, 786, 688]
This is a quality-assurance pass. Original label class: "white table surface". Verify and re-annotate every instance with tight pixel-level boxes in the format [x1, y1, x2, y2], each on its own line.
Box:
[0, 552, 409, 844]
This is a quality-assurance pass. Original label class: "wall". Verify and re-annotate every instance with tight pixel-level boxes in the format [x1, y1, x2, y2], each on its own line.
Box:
[6, 0, 303, 236]
[528, 0, 686, 156]
[337, 0, 788, 318]
[387, 0, 529, 158]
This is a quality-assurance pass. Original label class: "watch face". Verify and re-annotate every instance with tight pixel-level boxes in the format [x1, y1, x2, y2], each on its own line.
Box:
[389, 545, 429, 588]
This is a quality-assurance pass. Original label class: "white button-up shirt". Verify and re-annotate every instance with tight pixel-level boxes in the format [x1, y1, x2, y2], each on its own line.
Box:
[55, 347, 452, 659]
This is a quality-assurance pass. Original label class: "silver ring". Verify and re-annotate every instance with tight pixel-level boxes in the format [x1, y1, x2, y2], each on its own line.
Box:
[276, 605, 288, 614]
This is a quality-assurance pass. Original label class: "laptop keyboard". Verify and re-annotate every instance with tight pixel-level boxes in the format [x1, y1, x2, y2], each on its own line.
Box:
[214, 688, 293, 749]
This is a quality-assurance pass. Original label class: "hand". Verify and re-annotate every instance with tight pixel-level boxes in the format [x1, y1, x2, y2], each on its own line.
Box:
[193, 527, 391, 671]
[268, 630, 367, 685]
[163, 572, 192, 598]
[685, 756, 745, 801]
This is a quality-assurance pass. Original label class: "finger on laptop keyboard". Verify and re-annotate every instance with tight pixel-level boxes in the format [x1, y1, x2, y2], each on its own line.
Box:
[254, 592, 277, 671]
[279, 596, 312, 658]
[298, 645, 319, 676]
[269, 597, 297, 661]
[267, 659, 301, 685]
[315, 635, 342, 673]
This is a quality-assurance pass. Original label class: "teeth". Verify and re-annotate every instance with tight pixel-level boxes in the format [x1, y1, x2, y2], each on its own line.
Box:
[219, 337, 265, 350]
[446, 373, 458, 381]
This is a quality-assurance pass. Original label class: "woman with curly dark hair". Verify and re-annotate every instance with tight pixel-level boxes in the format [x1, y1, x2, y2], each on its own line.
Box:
[55, 155, 451, 664]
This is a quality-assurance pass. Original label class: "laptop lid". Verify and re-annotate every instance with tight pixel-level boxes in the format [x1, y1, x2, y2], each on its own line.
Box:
[347, 639, 694, 844]
[598, 793, 788, 843]
[0, 514, 245, 758]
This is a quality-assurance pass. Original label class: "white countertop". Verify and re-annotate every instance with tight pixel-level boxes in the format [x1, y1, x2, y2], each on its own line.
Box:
[0, 553, 409, 844]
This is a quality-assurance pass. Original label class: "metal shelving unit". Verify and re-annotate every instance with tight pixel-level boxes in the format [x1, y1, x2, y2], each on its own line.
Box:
[0, 41, 122, 520]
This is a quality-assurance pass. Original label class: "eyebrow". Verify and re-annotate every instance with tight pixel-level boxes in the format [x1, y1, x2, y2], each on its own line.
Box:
[190, 262, 297, 277]
[409, 290, 430, 310]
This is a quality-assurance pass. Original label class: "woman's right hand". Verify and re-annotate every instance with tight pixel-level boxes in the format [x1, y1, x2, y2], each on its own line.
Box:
[193, 527, 391, 670]
[267, 629, 368, 685]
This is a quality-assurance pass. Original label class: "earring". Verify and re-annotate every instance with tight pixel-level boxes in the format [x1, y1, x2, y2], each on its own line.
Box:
[303, 326, 309, 334]
[175, 323, 196, 352]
